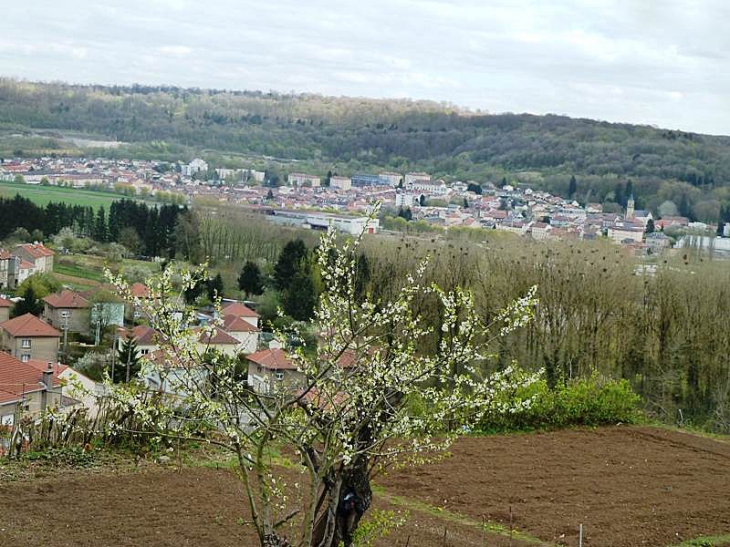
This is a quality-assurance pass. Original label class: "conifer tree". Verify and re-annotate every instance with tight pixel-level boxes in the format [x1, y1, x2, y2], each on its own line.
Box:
[115, 337, 141, 383]
[273, 239, 308, 291]
[238, 261, 264, 299]
[207, 273, 224, 302]
[568, 175, 577, 197]
[13, 285, 43, 317]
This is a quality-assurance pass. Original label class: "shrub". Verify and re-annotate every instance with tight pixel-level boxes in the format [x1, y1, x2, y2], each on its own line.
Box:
[24, 446, 96, 467]
[479, 373, 641, 432]
[351, 509, 408, 547]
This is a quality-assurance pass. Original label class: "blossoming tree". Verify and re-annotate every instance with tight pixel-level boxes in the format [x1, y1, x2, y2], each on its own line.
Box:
[107, 226, 539, 547]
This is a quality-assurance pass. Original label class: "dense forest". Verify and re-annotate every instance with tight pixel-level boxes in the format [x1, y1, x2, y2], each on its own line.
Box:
[0, 194, 186, 257]
[2, 79, 730, 220]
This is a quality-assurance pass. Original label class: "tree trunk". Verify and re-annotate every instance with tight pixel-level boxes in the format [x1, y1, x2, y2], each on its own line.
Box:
[263, 533, 291, 547]
[312, 459, 372, 547]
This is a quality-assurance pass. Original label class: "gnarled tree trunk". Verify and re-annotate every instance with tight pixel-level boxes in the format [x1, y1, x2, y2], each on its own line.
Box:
[312, 458, 372, 547]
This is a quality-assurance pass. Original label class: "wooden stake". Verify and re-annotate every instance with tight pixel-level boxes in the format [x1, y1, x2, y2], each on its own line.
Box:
[509, 505, 513, 546]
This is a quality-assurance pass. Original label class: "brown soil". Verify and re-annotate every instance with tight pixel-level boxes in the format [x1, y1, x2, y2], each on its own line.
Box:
[0, 465, 528, 547]
[382, 426, 730, 546]
[0, 426, 729, 546]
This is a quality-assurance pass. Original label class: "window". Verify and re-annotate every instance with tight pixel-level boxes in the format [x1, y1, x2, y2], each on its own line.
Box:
[21, 354, 30, 362]
[275, 371, 284, 381]
[21, 339, 31, 349]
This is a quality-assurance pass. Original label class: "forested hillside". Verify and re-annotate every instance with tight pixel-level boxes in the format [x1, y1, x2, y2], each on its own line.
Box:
[2, 78, 730, 219]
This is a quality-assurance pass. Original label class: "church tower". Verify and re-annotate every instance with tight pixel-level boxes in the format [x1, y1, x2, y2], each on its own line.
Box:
[627, 195, 635, 219]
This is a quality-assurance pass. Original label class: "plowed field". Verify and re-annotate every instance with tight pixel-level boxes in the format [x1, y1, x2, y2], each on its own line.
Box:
[1, 426, 729, 546]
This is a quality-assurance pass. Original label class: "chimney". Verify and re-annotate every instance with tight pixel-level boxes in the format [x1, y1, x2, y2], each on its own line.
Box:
[40, 362, 54, 412]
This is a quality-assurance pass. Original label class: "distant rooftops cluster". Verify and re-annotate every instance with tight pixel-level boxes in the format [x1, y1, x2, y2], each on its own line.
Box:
[2, 157, 725, 254]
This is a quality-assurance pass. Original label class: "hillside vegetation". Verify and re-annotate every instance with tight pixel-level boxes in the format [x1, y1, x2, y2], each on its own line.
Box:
[2, 79, 730, 220]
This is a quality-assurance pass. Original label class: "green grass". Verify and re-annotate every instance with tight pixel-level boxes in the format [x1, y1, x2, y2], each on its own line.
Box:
[646, 421, 730, 445]
[0, 180, 125, 208]
[54, 262, 105, 282]
[373, 485, 552, 546]
[671, 535, 730, 547]
[52, 253, 159, 289]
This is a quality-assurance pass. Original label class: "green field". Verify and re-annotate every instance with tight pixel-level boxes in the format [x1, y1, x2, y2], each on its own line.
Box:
[51, 253, 160, 291]
[0, 181, 124, 208]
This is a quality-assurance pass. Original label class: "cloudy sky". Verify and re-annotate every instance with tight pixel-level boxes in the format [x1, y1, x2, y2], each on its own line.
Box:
[1, 0, 728, 134]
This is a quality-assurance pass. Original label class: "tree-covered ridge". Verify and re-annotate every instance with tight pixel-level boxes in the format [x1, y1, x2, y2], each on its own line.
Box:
[2, 78, 730, 215]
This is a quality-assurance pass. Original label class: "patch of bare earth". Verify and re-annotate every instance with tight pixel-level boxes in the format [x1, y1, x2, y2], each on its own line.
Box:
[381, 426, 730, 546]
[1, 426, 729, 546]
[0, 465, 531, 547]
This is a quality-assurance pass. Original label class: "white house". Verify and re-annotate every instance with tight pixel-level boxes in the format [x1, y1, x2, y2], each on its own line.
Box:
[329, 176, 352, 190]
[195, 327, 240, 358]
[395, 193, 416, 208]
[379, 172, 402, 187]
[141, 350, 209, 400]
[405, 172, 430, 185]
[54, 363, 103, 418]
[288, 173, 321, 187]
[306, 213, 379, 235]
[607, 226, 644, 243]
[497, 220, 528, 236]
[118, 324, 161, 356]
[14, 243, 54, 274]
[530, 222, 552, 241]
[633, 210, 654, 229]
[408, 179, 449, 196]
[249, 169, 265, 183]
[221, 302, 259, 328]
[190, 158, 208, 174]
[223, 314, 260, 354]
[0, 250, 20, 290]
[246, 348, 303, 394]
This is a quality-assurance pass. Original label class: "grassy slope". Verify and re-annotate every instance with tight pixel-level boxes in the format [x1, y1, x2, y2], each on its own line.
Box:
[52, 253, 159, 289]
[0, 181, 123, 208]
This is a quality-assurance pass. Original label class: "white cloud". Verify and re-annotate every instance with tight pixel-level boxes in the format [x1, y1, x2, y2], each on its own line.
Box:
[158, 45, 193, 56]
[0, 0, 727, 134]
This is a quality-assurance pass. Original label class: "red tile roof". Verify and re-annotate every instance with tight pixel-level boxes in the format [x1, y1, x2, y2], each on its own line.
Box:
[26, 360, 69, 377]
[0, 313, 61, 338]
[222, 314, 259, 333]
[43, 290, 90, 309]
[17, 243, 54, 259]
[222, 301, 259, 318]
[0, 353, 61, 405]
[247, 348, 295, 370]
[0, 297, 12, 308]
[130, 283, 150, 298]
[298, 386, 348, 409]
[197, 327, 239, 346]
[18, 261, 35, 270]
[336, 350, 357, 369]
[144, 349, 186, 369]
[119, 324, 160, 346]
